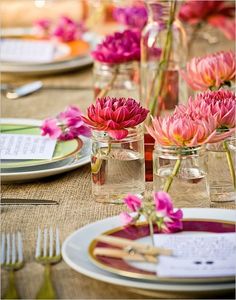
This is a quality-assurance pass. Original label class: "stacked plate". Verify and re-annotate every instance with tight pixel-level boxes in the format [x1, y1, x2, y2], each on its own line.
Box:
[0, 28, 99, 75]
[62, 208, 235, 298]
[1, 118, 91, 183]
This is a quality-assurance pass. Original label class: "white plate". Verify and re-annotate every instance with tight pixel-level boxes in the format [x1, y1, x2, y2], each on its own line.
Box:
[62, 208, 235, 297]
[1, 118, 91, 183]
[0, 30, 99, 75]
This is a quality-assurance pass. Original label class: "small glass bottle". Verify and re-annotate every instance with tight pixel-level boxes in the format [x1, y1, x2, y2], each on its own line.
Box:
[153, 145, 210, 207]
[207, 138, 236, 202]
[91, 125, 145, 203]
[93, 61, 140, 100]
[141, 0, 188, 117]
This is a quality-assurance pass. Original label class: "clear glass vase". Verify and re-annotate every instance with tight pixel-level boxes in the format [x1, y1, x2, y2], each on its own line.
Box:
[141, 0, 188, 117]
[207, 138, 236, 202]
[91, 125, 145, 203]
[93, 61, 140, 100]
[153, 145, 210, 207]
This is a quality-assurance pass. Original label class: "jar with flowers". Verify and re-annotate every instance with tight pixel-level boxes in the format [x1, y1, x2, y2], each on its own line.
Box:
[82, 97, 149, 204]
[92, 29, 141, 100]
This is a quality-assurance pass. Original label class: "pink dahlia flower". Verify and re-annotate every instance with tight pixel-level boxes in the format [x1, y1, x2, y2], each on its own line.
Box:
[41, 106, 91, 141]
[154, 192, 183, 233]
[124, 194, 142, 212]
[178, 0, 235, 40]
[119, 212, 134, 226]
[82, 97, 149, 140]
[177, 90, 236, 133]
[146, 113, 218, 147]
[113, 6, 148, 30]
[92, 29, 141, 64]
[181, 51, 236, 91]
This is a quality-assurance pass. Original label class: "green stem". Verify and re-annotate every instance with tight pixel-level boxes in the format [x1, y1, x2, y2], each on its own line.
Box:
[96, 67, 118, 99]
[148, 219, 154, 246]
[163, 157, 181, 192]
[223, 140, 236, 189]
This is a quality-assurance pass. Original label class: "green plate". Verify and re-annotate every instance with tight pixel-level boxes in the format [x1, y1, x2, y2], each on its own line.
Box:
[1, 124, 83, 169]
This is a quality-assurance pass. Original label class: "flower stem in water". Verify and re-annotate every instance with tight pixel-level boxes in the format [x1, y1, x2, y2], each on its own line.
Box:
[223, 140, 236, 189]
[163, 158, 181, 192]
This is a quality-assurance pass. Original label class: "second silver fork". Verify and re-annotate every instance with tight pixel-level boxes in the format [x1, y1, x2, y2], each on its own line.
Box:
[35, 228, 61, 300]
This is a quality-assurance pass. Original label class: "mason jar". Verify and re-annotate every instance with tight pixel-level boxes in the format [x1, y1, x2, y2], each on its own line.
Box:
[93, 61, 140, 100]
[91, 125, 145, 203]
[207, 138, 236, 202]
[153, 145, 210, 207]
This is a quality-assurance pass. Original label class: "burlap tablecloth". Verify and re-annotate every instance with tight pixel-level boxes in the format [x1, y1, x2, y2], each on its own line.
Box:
[1, 66, 235, 299]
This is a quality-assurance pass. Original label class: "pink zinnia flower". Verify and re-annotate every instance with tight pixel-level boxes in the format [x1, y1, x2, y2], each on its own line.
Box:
[92, 29, 141, 64]
[154, 192, 183, 233]
[181, 51, 236, 91]
[178, 0, 235, 40]
[41, 118, 62, 139]
[146, 112, 219, 147]
[177, 90, 236, 139]
[82, 97, 149, 140]
[124, 194, 142, 212]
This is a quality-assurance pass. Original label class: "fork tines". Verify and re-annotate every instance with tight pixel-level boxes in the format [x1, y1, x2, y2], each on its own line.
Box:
[1, 232, 23, 268]
[35, 227, 61, 261]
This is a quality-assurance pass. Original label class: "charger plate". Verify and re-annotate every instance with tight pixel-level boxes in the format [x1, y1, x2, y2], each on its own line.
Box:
[89, 219, 235, 283]
[1, 122, 83, 169]
[62, 208, 235, 297]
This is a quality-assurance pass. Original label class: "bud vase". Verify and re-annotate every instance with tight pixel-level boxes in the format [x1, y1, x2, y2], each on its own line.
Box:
[153, 145, 210, 207]
[93, 61, 140, 100]
[207, 138, 236, 202]
[141, 0, 188, 117]
[91, 125, 145, 203]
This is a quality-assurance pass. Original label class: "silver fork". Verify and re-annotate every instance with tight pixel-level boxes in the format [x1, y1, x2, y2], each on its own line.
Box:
[35, 228, 61, 299]
[1, 232, 24, 299]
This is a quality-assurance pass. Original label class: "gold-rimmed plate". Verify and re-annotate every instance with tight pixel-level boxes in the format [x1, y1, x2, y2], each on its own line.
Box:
[89, 219, 235, 284]
[1, 122, 83, 169]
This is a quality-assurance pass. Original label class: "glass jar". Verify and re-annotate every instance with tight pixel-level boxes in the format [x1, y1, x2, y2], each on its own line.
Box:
[93, 61, 140, 100]
[141, 1, 188, 117]
[153, 145, 210, 207]
[207, 138, 236, 202]
[91, 125, 145, 203]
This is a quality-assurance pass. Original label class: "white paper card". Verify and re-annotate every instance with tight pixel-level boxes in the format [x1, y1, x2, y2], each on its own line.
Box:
[154, 233, 236, 277]
[0, 39, 55, 63]
[0, 134, 57, 160]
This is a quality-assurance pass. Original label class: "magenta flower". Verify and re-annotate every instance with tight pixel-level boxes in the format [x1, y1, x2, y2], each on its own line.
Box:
[41, 106, 91, 141]
[124, 194, 142, 212]
[41, 118, 62, 139]
[92, 29, 141, 64]
[113, 6, 148, 30]
[181, 51, 236, 91]
[178, 0, 235, 40]
[82, 97, 149, 140]
[146, 113, 218, 147]
[120, 212, 134, 226]
[51, 16, 85, 42]
[154, 192, 183, 233]
[178, 90, 236, 139]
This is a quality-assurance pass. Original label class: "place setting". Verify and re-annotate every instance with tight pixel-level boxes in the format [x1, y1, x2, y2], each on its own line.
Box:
[1, 0, 236, 299]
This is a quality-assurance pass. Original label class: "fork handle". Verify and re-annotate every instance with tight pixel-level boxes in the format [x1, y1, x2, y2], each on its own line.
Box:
[4, 270, 20, 299]
[36, 264, 56, 299]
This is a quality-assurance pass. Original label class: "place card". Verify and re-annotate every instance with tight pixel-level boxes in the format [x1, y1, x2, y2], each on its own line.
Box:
[0, 134, 57, 160]
[154, 233, 236, 277]
[0, 39, 56, 63]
